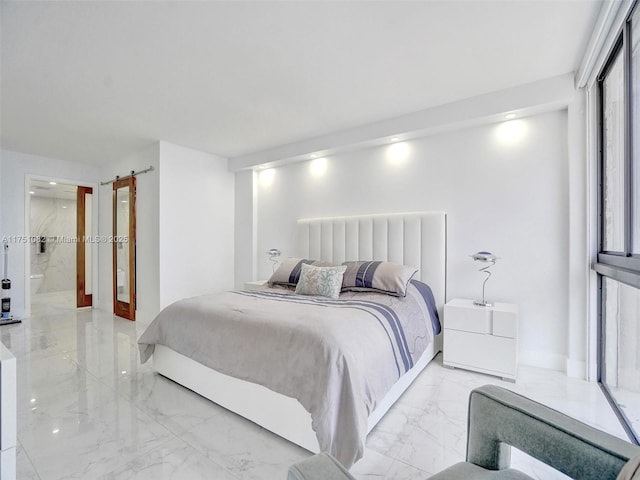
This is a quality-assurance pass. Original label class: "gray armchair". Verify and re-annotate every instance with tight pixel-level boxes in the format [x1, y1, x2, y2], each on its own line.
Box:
[287, 385, 640, 480]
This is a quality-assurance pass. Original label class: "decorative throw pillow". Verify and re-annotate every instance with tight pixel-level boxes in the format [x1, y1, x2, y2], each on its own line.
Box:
[294, 263, 347, 299]
[268, 258, 333, 286]
[341, 261, 418, 297]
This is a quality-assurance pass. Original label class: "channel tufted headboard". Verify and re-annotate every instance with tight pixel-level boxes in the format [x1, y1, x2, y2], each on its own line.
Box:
[296, 212, 447, 310]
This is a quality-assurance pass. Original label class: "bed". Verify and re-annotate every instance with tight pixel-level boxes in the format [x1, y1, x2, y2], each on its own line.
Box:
[138, 211, 446, 468]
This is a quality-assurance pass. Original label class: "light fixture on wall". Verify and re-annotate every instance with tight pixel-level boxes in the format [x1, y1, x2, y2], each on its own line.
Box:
[309, 157, 328, 177]
[386, 142, 410, 165]
[259, 168, 276, 188]
[267, 248, 281, 272]
[470, 251, 499, 307]
[495, 119, 527, 146]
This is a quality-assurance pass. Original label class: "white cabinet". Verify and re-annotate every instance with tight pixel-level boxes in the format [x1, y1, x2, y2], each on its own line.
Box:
[244, 280, 267, 291]
[0, 342, 16, 480]
[443, 298, 518, 381]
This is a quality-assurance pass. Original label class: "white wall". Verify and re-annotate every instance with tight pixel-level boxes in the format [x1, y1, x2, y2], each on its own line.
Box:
[2, 141, 235, 323]
[0, 156, 3, 275]
[98, 143, 160, 323]
[234, 170, 256, 289]
[0, 150, 100, 317]
[249, 110, 571, 370]
[158, 142, 235, 308]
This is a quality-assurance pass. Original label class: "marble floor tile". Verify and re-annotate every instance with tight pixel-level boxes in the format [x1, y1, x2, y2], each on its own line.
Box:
[31, 291, 77, 317]
[100, 437, 238, 480]
[18, 379, 175, 480]
[611, 387, 640, 435]
[116, 370, 224, 436]
[4, 299, 636, 480]
[181, 408, 309, 479]
[16, 354, 100, 419]
[16, 441, 41, 480]
[349, 448, 395, 479]
[384, 459, 431, 480]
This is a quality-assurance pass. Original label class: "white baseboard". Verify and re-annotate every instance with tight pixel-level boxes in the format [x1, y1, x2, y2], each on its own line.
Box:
[520, 349, 566, 372]
[520, 350, 588, 380]
[565, 358, 587, 380]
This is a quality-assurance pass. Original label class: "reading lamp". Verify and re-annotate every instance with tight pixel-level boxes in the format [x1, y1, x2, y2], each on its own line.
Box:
[267, 248, 281, 272]
[470, 251, 499, 307]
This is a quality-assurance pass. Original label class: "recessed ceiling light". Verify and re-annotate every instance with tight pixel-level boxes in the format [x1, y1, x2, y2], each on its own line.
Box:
[62, 206, 67, 209]
[121, 200, 128, 203]
[29, 191, 35, 195]
[52, 428, 60, 434]
[49, 181, 57, 185]
[505, 113, 517, 120]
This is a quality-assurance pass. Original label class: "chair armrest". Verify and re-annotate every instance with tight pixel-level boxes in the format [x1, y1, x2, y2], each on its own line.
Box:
[288, 452, 356, 480]
[467, 385, 640, 479]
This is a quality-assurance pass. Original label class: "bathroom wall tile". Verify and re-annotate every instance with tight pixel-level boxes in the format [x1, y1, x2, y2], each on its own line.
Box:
[30, 196, 77, 294]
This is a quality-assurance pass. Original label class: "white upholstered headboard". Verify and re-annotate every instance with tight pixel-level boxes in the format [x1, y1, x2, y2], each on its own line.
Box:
[296, 212, 447, 310]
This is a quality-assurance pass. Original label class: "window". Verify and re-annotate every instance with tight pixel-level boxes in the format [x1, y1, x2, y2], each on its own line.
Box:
[602, 278, 640, 436]
[602, 48, 625, 253]
[632, 7, 640, 254]
[595, 3, 640, 445]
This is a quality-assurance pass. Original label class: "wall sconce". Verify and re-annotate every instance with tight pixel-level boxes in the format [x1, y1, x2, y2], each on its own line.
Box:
[267, 248, 281, 272]
[309, 157, 328, 177]
[470, 251, 499, 307]
[386, 142, 410, 166]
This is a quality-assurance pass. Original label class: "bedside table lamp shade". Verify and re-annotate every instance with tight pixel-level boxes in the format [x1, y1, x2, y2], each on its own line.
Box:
[470, 251, 499, 307]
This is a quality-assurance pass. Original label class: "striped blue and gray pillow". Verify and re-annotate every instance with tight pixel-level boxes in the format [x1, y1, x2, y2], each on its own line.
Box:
[268, 258, 333, 286]
[341, 261, 418, 297]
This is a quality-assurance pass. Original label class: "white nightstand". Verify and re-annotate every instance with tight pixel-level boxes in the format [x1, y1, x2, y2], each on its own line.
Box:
[244, 280, 267, 291]
[443, 298, 518, 382]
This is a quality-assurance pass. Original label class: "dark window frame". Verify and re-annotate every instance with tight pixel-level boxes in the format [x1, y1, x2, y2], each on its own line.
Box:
[595, 1, 640, 446]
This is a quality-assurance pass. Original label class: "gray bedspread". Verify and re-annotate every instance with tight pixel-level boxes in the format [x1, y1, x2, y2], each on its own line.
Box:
[138, 280, 440, 468]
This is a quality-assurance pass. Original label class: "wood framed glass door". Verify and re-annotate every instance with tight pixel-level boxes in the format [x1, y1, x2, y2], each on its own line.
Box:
[76, 186, 93, 308]
[113, 177, 136, 321]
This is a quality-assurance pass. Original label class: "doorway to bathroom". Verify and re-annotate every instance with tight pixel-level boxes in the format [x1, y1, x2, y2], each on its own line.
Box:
[28, 179, 93, 315]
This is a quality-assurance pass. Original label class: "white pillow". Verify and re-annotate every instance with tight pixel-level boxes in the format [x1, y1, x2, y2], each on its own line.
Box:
[295, 263, 347, 299]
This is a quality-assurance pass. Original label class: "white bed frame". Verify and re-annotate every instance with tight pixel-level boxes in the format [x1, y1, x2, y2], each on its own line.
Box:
[154, 211, 447, 454]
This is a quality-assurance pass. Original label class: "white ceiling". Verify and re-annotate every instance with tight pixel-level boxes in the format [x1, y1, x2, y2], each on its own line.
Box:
[1, 0, 604, 166]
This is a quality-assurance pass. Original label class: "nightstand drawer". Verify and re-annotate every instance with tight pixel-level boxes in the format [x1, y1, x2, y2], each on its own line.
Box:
[493, 309, 517, 338]
[444, 299, 491, 334]
[444, 329, 516, 377]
